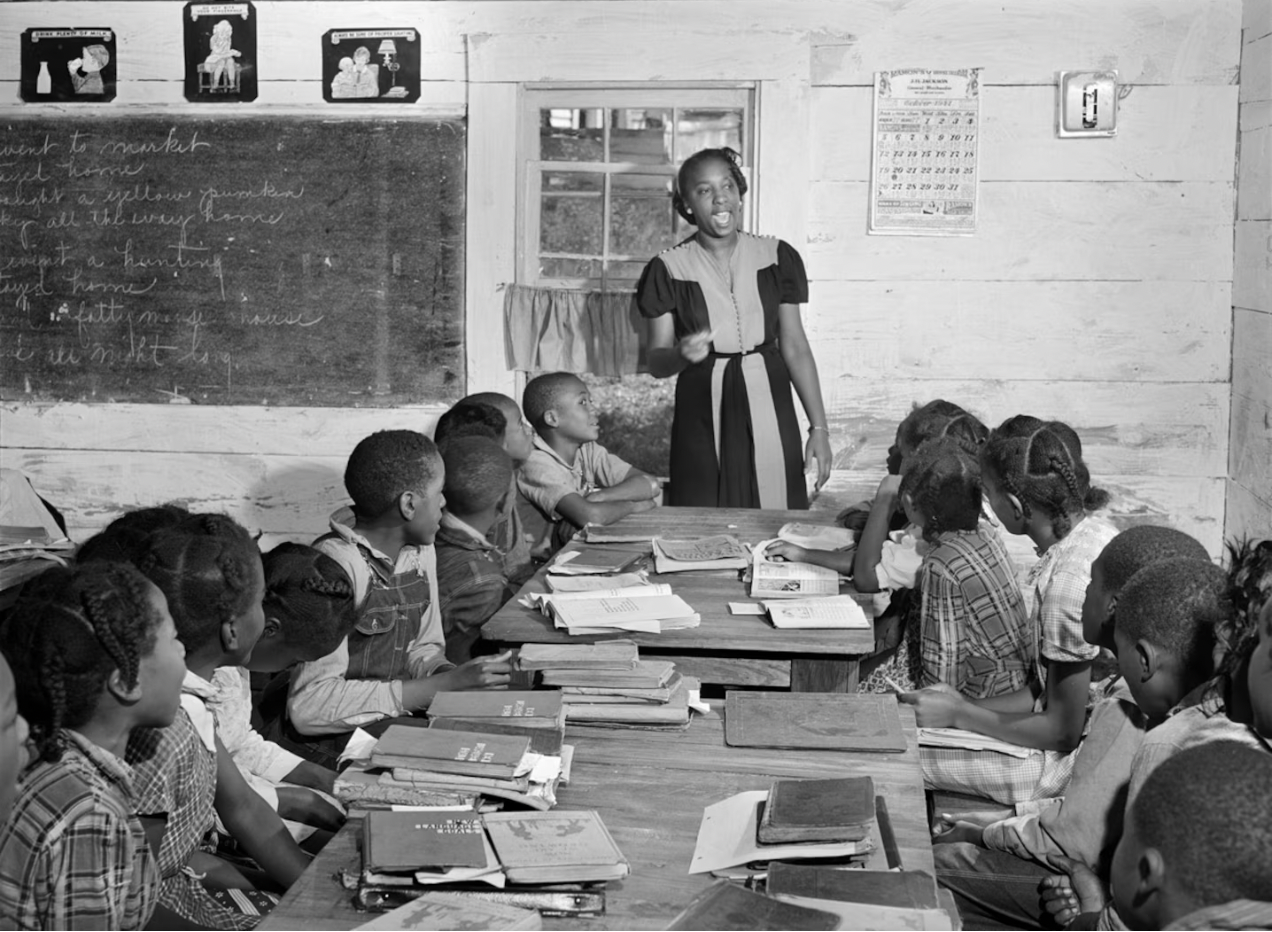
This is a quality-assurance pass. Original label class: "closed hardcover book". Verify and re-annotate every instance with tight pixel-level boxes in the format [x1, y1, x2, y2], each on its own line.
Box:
[724, 691, 908, 752]
[353, 891, 542, 930]
[560, 671, 681, 703]
[429, 691, 565, 730]
[550, 545, 647, 575]
[541, 659, 676, 689]
[664, 880, 839, 931]
[758, 777, 875, 844]
[517, 640, 640, 671]
[765, 863, 941, 910]
[371, 725, 529, 779]
[562, 675, 695, 725]
[483, 810, 629, 884]
[362, 811, 488, 872]
[428, 717, 564, 757]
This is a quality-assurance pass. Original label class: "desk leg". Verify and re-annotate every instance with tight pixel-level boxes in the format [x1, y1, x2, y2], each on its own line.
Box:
[790, 658, 859, 692]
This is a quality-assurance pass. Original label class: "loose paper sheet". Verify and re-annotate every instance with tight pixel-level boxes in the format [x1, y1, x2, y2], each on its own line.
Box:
[870, 68, 981, 235]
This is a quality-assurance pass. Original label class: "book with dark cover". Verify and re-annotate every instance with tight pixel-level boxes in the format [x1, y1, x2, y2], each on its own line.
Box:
[371, 725, 529, 779]
[765, 863, 941, 909]
[553, 545, 647, 574]
[428, 717, 564, 757]
[664, 880, 839, 931]
[483, 810, 629, 884]
[429, 690, 565, 730]
[757, 777, 875, 844]
[362, 811, 488, 871]
[724, 691, 907, 752]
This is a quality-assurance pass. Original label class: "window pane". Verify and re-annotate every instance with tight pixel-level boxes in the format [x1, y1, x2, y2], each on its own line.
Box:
[611, 173, 676, 258]
[540, 109, 604, 161]
[605, 259, 655, 282]
[675, 108, 744, 162]
[540, 172, 602, 255]
[610, 108, 672, 165]
[539, 257, 602, 279]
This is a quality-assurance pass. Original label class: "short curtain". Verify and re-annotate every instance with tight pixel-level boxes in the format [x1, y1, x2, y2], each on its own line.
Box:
[502, 284, 640, 377]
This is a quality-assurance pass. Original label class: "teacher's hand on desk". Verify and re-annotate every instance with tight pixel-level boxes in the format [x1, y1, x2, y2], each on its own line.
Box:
[897, 683, 965, 728]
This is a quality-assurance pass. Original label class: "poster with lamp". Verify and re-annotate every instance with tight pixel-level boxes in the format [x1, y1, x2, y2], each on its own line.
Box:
[322, 28, 420, 103]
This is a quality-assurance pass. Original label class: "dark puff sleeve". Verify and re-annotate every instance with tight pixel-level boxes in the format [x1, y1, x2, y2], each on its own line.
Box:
[635, 256, 676, 319]
[776, 240, 809, 305]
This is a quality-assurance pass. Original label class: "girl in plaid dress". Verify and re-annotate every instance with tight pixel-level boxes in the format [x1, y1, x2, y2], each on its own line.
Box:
[0, 562, 185, 930]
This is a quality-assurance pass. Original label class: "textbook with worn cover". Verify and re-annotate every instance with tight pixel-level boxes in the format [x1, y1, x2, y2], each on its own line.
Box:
[548, 545, 647, 576]
[665, 880, 839, 931]
[370, 725, 530, 779]
[765, 862, 941, 910]
[724, 691, 907, 752]
[482, 810, 629, 884]
[353, 891, 542, 930]
[362, 810, 488, 872]
[758, 776, 875, 844]
[429, 690, 565, 730]
[517, 640, 640, 671]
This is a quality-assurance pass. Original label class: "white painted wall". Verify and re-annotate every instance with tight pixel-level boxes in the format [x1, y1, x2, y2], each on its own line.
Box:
[0, 0, 1256, 558]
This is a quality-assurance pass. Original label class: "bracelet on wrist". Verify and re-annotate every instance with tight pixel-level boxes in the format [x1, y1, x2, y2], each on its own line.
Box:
[808, 425, 829, 433]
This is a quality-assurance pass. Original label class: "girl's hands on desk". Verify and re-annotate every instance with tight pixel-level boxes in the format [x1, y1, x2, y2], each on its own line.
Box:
[897, 683, 965, 728]
[765, 540, 809, 563]
[452, 651, 515, 690]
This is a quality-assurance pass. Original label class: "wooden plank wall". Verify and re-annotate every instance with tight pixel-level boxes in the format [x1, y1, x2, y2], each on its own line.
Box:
[1227, 0, 1272, 546]
[0, 0, 1250, 559]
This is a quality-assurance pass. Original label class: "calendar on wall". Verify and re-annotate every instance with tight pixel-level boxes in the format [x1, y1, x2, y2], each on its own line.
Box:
[869, 68, 981, 236]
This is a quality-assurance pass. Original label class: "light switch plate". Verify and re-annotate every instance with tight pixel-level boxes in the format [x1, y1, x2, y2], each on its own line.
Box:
[1057, 71, 1118, 137]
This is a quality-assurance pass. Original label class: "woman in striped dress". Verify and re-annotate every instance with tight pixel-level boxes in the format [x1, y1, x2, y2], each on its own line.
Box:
[636, 147, 831, 508]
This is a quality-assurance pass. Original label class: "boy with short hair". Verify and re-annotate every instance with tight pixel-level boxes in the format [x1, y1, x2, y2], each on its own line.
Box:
[435, 437, 517, 664]
[518, 372, 659, 552]
[1051, 743, 1272, 930]
[934, 543, 1220, 931]
[286, 430, 512, 765]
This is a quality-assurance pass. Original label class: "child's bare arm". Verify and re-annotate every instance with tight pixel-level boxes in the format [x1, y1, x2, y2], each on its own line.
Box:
[585, 469, 660, 504]
[554, 492, 653, 529]
[213, 736, 310, 889]
[280, 760, 337, 795]
[766, 540, 854, 574]
[852, 475, 902, 591]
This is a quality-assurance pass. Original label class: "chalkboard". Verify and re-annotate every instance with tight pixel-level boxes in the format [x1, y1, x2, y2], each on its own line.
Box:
[0, 116, 464, 405]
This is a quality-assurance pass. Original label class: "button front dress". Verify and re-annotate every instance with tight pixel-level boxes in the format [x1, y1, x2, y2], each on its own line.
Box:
[636, 232, 809, 509]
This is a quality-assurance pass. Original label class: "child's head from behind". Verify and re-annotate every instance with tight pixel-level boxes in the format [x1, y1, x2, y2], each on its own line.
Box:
[523, 372, 597, 445]
[464, 391, 535, 464]
[1222, 538, 1272, 737]
[896, 400, 986, 461]
[345, 429, 444, 544]
[1083, 526, 1210, 651]
[137, 513, 265, 666]
[0, 653, 29, 822]
[897, 438, 982, 544]
[251, 543, 357, 674]
[75, 503, 192, 566]
[1114, 558, 1229, 720]
[0, 562, 185, 768]
[434, 401, 506, 449]
[1111, 742, 1272, 929]
[441, 437, 513, 520]
[980, 416, 1109, 539]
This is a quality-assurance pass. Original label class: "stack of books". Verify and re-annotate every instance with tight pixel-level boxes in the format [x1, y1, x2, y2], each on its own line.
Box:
[520, 642, 697, 727]
[353, 810, 627, 920]
[531, 583, 700, 635]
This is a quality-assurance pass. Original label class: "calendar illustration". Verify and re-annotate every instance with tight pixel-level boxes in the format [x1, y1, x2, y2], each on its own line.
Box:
[869, 68, 981, 236]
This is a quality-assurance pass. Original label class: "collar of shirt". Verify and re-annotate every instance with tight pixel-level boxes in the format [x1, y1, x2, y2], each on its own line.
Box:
[180, 670, 219, 752]
[532, 433, 583, 472]
[62, 728, 139, 797]
[439, 512, 499, 553]
[327, 505, 430, 576]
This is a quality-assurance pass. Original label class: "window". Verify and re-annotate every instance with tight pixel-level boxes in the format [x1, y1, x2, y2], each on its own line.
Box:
[519, 87, 754, 289]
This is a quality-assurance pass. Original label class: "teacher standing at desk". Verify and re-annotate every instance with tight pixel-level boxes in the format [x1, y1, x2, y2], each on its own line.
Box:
[636, 147, 832, 509]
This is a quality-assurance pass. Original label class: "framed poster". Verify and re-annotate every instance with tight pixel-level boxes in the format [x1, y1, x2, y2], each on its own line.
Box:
[183, 2, 257, 102]
[20, 28, 117, 103]
[322, 28, 420, 103]
[869, 68, 981, 236]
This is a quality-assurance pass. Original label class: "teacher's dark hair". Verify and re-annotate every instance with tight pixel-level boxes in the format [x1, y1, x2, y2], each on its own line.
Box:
[673, 147, 749, 225]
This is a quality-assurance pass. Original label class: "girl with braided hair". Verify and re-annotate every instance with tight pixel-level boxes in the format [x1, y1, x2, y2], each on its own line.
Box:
[901, 416, 1117, 805]
[209, 543, 357, 847]
[124, 513, 309, 929]
[0, 562, 186, 929]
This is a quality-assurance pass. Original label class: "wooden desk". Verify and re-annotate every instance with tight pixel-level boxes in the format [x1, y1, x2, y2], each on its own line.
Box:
[483, 507, 876, 692]
[261, 708, 932, 931]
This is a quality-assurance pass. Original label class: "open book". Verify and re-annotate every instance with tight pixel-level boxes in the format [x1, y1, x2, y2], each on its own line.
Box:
[764, 595, 870, 629]
[751, 539, 841, 599]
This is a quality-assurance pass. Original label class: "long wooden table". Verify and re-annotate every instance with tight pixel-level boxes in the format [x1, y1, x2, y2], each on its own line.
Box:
[482, 507, 877, 692]
[260, 707, 933, 931]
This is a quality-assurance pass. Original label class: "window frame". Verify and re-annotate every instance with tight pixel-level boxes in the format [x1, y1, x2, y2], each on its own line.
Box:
[517, 85, 756, 291]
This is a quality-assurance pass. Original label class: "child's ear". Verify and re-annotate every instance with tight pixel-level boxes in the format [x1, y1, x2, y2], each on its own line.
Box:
[1134, 639, 1160, 683]
[221, 618, 243, 655]
[543, 408, 560, 429]
[106, 669, 143, 704]
[398, 490, 417, 520]
[1105, 593, 1119, 621]
[1132, 846, 1168, 908]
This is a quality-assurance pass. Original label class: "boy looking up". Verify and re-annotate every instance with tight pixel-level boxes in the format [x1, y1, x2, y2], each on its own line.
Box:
[518, 372, 659, 552]
[435, 437, 517, 664]
[934, 545, 1220, 931]
[286, 430, 511, 766]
